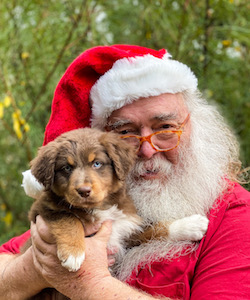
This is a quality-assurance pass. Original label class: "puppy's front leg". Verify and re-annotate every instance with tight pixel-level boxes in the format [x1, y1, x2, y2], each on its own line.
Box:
[130, 214, 209, 245]
[49, 215, 85, 272]
[168, 214, 209, 242]
[129, 223, 170, 246]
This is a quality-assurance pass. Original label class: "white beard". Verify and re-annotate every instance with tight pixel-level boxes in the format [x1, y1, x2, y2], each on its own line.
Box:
[126, 147, 226, 224]
[115, 124, 230, 281]
[111, 92, 240, 281]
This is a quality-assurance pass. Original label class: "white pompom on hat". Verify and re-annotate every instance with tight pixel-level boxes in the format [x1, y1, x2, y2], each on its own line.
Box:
[22, 170, 44, 198]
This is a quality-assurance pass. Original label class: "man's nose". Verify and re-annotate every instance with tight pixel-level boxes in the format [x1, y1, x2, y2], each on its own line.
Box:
[137, 140, 157, 159]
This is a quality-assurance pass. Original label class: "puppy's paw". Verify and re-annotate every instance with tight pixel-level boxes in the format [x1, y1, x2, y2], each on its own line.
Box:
[169, 214, 209, 242]
[57, 249, 85, 272]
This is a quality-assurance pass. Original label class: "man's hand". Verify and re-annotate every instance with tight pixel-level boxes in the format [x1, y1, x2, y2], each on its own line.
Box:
[30, 215, 114, 298]
[29, 216, 161, 300]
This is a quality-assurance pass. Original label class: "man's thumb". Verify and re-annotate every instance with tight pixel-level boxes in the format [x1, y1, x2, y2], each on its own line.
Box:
[95, 220, 113, 242]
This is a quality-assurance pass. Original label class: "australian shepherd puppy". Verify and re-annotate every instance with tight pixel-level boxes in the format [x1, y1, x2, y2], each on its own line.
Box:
[27, 128, 142, 273]
[25, 127, 208, 299]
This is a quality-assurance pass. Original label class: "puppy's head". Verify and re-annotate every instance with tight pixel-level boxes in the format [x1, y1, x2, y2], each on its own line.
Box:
[30, 128, 136, 208]
[99, 131, 136, 181]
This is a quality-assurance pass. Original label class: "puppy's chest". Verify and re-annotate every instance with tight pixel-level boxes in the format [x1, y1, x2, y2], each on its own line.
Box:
[76, 205, 142, 249]
[75, 205, 130, 225]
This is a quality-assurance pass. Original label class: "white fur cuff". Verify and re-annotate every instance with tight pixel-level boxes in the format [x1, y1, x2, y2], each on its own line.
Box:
[22, 169, 44, 199]
[90, 53, 198, 128]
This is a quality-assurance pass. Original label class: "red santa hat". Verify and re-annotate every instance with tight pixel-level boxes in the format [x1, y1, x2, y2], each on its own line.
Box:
[44, 44, 197, 145]
[23, 44, 198, 197]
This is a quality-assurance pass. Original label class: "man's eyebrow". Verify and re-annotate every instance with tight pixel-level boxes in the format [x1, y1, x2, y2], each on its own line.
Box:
[106, 119, 133, 129]
[151, 112, 178, 122]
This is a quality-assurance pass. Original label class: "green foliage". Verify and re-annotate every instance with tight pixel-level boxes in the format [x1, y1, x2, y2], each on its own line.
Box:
[0, 0, 249, 244]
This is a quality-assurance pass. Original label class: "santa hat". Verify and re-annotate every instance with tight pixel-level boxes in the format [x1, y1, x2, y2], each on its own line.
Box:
[44, 44, 197, 144]
[23, 44, 198, 197]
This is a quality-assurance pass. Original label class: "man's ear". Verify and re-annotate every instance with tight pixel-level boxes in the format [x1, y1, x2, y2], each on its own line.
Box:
[30, 141, 58, 190]
[100, 132, 136, 181]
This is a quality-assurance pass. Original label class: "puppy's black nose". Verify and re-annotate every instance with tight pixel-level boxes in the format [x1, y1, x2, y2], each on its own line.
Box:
[77, 186, 91, 198]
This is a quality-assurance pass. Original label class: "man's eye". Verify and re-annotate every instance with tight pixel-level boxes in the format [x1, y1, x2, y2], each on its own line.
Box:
[92, 161, 103, 169]
[162, 124, 171, 129]
[117, 128, 138, 135]
[119, 129, 130, 135]
[160, 124, 176, 130]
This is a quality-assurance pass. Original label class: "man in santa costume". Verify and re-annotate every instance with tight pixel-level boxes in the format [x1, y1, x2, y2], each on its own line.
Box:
[0, 45, 250, 299]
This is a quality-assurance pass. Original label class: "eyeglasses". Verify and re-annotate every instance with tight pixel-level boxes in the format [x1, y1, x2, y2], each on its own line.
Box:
[120, 114, 190, 152]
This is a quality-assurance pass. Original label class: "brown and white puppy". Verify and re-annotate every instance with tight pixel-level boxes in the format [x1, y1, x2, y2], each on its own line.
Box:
[28, 128, 143, 273]
[25, 127, 209, 299]
[27, 127, 209, 272]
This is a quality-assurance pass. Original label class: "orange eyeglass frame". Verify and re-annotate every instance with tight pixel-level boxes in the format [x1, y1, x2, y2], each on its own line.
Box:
[120, 113, 190, 152]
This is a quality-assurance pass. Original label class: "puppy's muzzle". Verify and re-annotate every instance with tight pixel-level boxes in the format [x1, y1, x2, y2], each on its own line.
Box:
[77, 186, 91, 198]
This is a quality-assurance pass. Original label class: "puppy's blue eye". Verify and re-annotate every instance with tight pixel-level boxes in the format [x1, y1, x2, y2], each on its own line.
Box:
[92, 161, 103, 169]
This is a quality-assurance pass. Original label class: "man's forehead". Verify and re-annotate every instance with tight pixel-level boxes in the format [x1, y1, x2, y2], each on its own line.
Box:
[106, 93, 188, 127]
[107, 112, 179, 129]
[151, 112, 178, 121]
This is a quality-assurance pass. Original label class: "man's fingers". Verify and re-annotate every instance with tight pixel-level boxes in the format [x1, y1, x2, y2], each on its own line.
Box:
[84, 222, 101, 237]
[30, 219, 57, 256]
[94, 220, 113, 242]
[107, 246, 118, 256]
[35, 215, 55, 244]
[108, 257, 116, 267]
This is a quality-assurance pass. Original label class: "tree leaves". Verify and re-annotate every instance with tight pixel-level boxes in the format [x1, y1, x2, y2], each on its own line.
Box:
[0, 0, 249, 243]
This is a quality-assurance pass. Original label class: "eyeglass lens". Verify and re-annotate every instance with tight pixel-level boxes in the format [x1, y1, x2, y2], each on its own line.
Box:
[123, 132, 179, 151]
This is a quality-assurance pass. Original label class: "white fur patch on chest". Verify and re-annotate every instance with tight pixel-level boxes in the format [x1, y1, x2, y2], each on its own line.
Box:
[93, 205, 142, 255]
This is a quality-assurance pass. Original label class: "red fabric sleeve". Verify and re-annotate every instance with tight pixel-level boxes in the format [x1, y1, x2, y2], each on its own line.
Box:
[191, 186, 250, 299]
[0, 230, 31, 254]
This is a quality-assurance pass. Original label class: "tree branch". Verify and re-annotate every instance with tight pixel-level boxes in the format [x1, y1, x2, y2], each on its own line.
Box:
[24, 0, 89, 123]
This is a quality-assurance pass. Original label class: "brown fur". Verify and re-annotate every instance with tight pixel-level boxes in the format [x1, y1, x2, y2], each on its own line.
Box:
[24, 128, 139, 299]
[24, 128, 170, 299]
[29, 128, 138, 225]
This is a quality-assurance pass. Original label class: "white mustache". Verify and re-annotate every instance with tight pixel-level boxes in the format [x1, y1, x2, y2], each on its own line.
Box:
[130, 156, 173, 177]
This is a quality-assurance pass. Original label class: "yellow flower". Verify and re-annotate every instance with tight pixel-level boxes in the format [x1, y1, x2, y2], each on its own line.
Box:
[0, 203, 6, 211]
[2, 211, 13, 227]
[14, 120, 23, 140]
[0, 103, 4, 119]
[3, 96, 11, 107]
[20, 118, 25, 125]
[222, 40, 231, 47]
[12, 110, 21, 120]
[21, 52, 30, 60]
[24, 123, 30, 132]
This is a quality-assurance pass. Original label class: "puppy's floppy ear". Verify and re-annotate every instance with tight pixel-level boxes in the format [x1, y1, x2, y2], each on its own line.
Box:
[100, 132, 136, 181]
[30, 141, 58, 190]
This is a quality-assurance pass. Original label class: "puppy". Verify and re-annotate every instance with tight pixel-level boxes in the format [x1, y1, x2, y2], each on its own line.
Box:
[25, 127, 208, 299]
[28, 128, 142, 272]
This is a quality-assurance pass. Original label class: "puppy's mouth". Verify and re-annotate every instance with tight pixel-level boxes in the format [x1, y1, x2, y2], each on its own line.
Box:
[67, 193, 104, 209]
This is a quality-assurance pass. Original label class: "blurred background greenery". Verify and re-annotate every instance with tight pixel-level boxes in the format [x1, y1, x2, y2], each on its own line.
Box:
[0, 0, 249, 244]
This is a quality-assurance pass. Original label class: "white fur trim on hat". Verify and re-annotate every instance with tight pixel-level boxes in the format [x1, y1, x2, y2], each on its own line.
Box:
[90, 53, 197, 128]
[22, 169, 44, 199]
